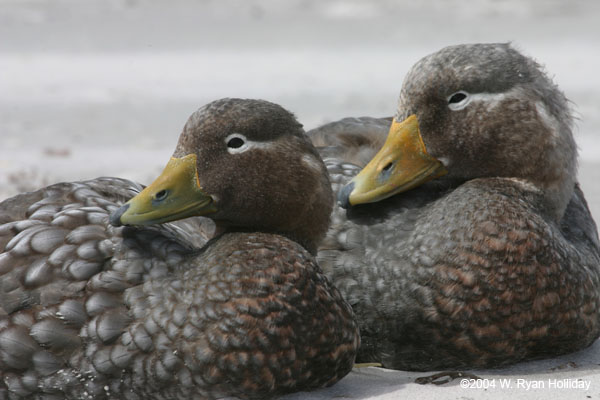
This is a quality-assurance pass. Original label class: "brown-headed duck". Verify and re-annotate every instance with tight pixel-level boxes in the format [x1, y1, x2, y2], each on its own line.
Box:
[311, 43, 600, 370]
[0, 98, 359, 398]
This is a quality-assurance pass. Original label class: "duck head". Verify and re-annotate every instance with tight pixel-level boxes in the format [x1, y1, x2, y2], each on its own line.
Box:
[111, 98, 333, 254]
[340, 43, 577, 221]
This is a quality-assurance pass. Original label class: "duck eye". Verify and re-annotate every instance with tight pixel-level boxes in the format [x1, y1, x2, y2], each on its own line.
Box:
[154, 189, 169, 202]
[448, 92, 467, 104]
[225, 133, 250, 154]
[447, 91, 470, 111]
[227, 137, 245, 149]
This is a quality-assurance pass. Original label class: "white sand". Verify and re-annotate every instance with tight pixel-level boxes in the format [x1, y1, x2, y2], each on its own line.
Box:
[1, 1, 600, 398]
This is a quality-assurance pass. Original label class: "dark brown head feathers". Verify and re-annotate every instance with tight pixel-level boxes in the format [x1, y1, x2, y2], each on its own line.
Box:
[175, 98, 333, 254]
[397, 43, 576, 220]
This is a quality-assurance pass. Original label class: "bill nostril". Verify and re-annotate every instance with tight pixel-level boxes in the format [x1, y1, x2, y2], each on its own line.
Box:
[154, 190, 169, 202]
[379, 161, 395, 183]
[382, 162, 393, 172]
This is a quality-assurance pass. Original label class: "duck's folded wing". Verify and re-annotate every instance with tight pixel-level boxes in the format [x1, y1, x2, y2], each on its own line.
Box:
[0, 177, 206, 390]
[308, 116, 392, 168]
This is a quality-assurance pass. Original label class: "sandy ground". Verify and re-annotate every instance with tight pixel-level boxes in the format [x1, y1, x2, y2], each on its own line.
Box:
[1, 0, 600, 399]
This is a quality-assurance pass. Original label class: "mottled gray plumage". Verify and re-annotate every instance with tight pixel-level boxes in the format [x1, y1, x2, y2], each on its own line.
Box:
[309, 43, 600, 370]
[0, 99, 359, 399]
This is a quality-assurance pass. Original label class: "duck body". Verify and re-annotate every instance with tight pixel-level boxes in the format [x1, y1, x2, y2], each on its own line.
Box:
[0, 99, 359, 398]
[318, 172, 600, 370]
[310, 43, 600, 370]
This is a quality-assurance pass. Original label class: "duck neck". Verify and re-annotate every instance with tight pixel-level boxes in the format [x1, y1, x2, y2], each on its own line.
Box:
[214, 223, 321, 256]
[539, 172, 576, 223]
[438, 173, 575, 223]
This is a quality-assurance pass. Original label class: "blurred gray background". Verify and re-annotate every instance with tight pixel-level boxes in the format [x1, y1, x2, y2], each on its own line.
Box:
[1, 0, 599, 220]
[2, 2, 600, 399]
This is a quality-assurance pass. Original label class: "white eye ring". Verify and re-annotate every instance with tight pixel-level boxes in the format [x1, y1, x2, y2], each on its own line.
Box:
[225, 133, 249, 154]
[447, 91, 470, 111]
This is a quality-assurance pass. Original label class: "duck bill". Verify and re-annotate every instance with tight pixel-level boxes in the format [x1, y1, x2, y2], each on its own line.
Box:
[339, 115, 447, 208]
[110, 154, 216, 226]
